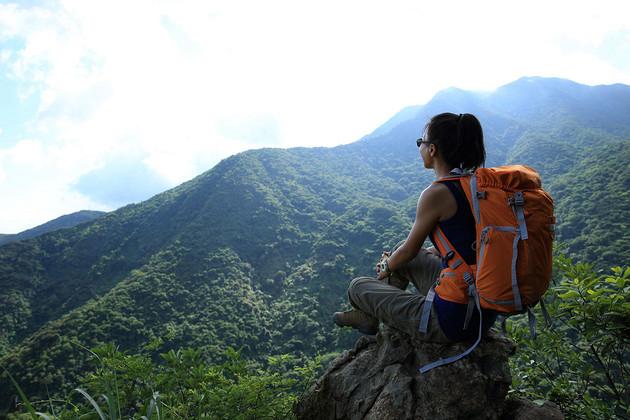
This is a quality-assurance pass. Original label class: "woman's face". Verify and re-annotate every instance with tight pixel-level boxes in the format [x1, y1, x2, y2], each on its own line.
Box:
[419, 129, 435, 168]
[420, 142, 433, 168]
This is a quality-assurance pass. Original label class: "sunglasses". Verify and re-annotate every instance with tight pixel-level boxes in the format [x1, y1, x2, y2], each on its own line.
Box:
[416, 138, 432, 147]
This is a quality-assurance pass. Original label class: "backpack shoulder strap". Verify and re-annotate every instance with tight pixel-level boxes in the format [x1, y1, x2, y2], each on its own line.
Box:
[434, 172, 479, 224]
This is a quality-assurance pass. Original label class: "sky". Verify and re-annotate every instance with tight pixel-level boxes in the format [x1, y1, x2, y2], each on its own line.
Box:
[1, 0, 630, 233]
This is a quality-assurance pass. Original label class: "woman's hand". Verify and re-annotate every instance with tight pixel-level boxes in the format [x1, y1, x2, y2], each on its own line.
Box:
[376, 267, 390, 281]
[375, 252, 390, 281]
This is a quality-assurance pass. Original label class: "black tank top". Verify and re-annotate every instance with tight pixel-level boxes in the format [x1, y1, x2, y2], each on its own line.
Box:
[431, 179, 495, 342]
[430, 180, 476, 265]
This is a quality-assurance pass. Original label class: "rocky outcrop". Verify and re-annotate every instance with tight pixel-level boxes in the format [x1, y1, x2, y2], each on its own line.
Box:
[500, 398, 564, 420]
[295, 326, 563, 420]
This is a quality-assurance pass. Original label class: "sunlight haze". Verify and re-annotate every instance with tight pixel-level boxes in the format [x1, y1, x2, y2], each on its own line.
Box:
[1, 0, 629, 232]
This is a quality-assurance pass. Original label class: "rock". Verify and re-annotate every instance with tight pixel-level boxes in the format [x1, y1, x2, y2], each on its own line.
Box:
[295, 325, 517, 420]
[500, 398, 564, 420]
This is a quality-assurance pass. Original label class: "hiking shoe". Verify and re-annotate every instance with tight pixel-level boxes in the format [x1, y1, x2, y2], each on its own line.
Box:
[333, 310, 379, 335]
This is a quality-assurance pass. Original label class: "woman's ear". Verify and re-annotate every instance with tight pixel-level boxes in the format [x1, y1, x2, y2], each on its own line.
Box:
[429, 143, 437, 157]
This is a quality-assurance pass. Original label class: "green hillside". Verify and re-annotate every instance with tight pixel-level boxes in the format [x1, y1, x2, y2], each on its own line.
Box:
[1, 77, 629, 410]
[0, 210, 106, 247]
[549, 141, 630, 265]
[0, 147, 419, 404]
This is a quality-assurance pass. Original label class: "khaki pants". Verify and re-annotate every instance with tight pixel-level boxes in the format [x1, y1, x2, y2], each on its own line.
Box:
[347, 247, 450, 343]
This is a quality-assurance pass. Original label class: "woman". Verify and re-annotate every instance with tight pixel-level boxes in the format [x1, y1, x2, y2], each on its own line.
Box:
[334, 112, 497, 344]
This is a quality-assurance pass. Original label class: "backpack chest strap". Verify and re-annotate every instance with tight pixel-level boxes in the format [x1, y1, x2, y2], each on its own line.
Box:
[433, 226, 470, 272]
[421, 225, 478, 332]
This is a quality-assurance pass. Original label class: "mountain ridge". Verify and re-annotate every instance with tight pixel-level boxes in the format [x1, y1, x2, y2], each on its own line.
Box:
[1, 76, 629, 408]
[0, 210, 106, 246]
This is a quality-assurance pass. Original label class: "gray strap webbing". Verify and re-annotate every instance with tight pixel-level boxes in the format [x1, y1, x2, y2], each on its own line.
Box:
[463, 297, 475, 330]
[527, 306, 537, 339]
[511, 232, 523, 311]
[419, 288, 483, 374]
[448, 168, 473, 176]
[516, 207, 528, 240]
[435, 230, 465, 271]
[435, 230, 452, 254]
[419, 286, 436, 334]
[450, 258, 463, 269]
[470, 175, 481, 223]
[515, 196, 528, 240]
[477, 228, 488, 279]
[463, 272, 475, 330]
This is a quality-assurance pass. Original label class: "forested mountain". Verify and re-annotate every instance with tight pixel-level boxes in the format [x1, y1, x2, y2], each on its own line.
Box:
[0, 210, 106, 247]
[1, 76, 629, 408]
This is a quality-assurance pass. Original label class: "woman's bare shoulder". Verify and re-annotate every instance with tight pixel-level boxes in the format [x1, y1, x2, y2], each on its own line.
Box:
[419, 182, 457, 220]
[420, 182, 451, 202]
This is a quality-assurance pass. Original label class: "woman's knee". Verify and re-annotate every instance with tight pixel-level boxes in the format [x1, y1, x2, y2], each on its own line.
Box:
[349, 276, 375, 291]
[348, 276, 375, 304]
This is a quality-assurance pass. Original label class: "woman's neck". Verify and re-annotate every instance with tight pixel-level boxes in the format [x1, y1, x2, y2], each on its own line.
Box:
[433, 160, 454, 179]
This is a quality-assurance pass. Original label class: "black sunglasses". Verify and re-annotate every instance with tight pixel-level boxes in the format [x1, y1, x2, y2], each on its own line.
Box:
[416, 138, 432, 147]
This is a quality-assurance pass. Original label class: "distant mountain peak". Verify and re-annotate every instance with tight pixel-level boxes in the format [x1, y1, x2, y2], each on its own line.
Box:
[0, 210, 106, 246]
[429, 85, 480, 104]
[497, 76, 585, 93]
[366, 105, 424, 138]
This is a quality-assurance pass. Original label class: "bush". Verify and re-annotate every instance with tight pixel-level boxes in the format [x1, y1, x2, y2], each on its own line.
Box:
[509, 255, 630, 419]
[8, 345, 322, 419]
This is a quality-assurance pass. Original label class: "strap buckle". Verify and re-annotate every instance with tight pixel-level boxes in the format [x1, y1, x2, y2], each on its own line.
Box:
[508, 191, 525, 207]
[463, 271, 475, 286]
[441, 250, 455, 268]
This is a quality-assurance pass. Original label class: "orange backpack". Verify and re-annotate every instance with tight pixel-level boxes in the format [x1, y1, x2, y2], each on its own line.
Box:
[418, 165, 555, 373]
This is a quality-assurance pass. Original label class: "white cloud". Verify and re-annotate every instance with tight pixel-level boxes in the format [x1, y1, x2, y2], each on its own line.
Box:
[0, 0, 630, 232]
[0, 137, 109, 233]
[8, 138, 43, 164]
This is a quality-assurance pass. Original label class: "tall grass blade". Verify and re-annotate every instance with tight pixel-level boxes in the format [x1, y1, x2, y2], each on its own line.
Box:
[140, 394, 157, 420]
[45, 384, 57, 418]
[2, 367, 39, 418]
[102, 394, 118, 420]
[73, 388, 106, 420]
[69, 340, 102, 362]
[113, 374, 121, 420]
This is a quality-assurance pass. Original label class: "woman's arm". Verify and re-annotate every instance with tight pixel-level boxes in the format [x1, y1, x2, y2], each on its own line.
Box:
[377, 183, 453, 280]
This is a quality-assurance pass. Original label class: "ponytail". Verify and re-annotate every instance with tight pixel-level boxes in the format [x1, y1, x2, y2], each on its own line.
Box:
[425, 112, 485, 171]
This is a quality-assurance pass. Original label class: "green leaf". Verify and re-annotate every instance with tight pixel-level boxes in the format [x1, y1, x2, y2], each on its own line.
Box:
[558, 290, 580, 299]
[73, 388, 106, 420]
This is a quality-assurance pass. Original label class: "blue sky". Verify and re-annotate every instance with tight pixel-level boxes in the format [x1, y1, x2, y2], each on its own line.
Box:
[1, 0, 630, 233]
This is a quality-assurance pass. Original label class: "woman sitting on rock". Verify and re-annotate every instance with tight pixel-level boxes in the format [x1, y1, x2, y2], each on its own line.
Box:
[334, 112, 497, 344]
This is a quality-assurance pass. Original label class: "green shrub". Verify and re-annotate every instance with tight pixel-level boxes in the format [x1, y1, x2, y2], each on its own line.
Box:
[509, 255, 630, 419]
[8, 346, 322, 419]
